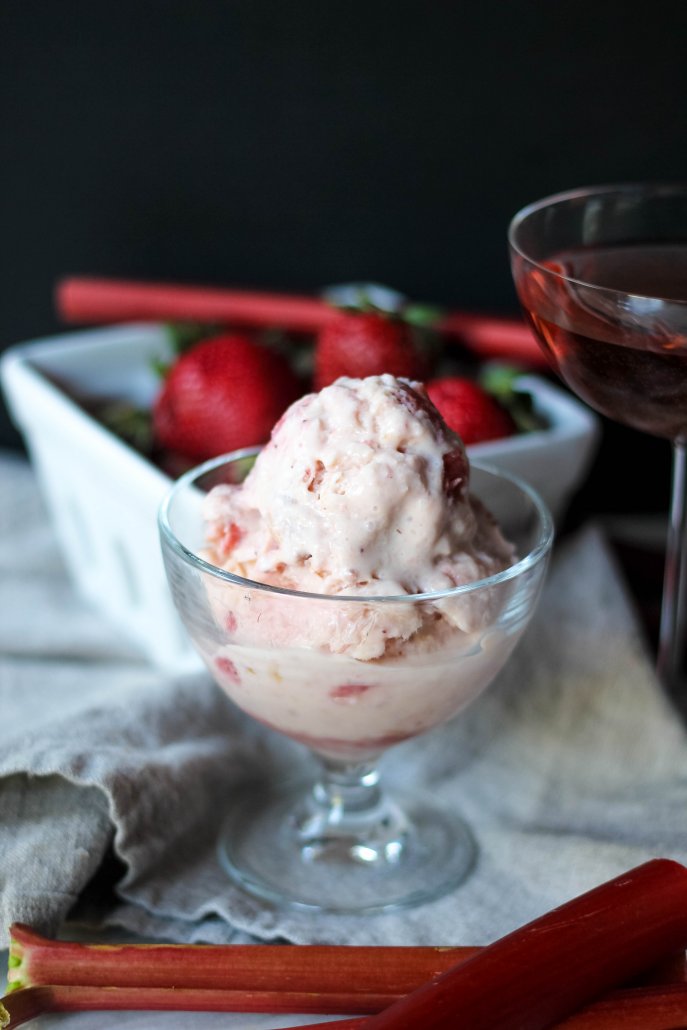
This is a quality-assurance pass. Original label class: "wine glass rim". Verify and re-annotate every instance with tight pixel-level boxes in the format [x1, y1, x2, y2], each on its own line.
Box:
[158, 449, 554, 604]
[508, 180, 687, 305]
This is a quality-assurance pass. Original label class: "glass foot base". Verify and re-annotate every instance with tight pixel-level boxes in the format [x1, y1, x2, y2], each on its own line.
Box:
[217, 779, 477, 914]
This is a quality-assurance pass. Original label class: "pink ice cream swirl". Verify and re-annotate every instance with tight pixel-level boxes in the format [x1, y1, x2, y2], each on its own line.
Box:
[201, 375, 515, 662]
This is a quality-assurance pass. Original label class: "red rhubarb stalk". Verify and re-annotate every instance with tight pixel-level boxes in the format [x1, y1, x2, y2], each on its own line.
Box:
[0, 984, 373, 1029]
[279, 986, 687, 1030]
[10, 924, 684, 997]
[290, 859, 687, 1030]
[7, 861, 687, 1028]
[55, 278, 338, 335]
[8, 924, 473, 1002]
[55, 276, 547, 365]
[437, 309, 546, 365]
[7, 986, 687, 1030]
[557, 984, 687, 1027]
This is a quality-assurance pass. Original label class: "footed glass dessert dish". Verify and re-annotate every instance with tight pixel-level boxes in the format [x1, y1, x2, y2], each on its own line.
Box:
[159, 450, 552, 914]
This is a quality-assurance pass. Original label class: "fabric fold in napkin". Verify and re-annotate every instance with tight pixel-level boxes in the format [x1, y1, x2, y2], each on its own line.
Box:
[2, 449, 687, 948]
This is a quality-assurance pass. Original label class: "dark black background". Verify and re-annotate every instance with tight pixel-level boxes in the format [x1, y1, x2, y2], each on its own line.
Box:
[2, 0, 686, 522]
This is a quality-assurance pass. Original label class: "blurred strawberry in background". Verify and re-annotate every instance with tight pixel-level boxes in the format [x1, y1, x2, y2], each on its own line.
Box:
[426, 376, 516, 445]
[152, 333, 301, 462]
[314, 309, 430, 389]
[84, 282, 546, 470]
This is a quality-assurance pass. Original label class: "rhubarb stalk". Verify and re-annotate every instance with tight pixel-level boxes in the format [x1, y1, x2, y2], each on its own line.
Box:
[279, 986, 687, 1030]
[7, 985, 687, 1030]
[54, 276, 548, 365]
[6, 860, 687, 1028]
[56, 278, 338, 335]
[0, 985, 368, 1029]
[288, 859, 687, 1030]
[8, 925, 473, 1005]
[437, 309, 546, 364]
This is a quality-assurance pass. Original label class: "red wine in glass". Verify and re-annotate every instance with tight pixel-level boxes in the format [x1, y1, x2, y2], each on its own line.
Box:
[510, 185, 687, 696]
[521, 242, 687, 441]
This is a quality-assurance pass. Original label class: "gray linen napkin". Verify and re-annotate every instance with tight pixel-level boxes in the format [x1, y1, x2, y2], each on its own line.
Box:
[2, 449, 686, 950]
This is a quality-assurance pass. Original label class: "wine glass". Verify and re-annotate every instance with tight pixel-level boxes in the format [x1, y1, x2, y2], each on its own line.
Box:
[158, 451, 552, 913]
[509, 183, 687, 694]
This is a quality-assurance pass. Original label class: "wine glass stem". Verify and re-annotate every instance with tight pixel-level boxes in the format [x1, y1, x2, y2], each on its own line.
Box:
[658, 440, 687, 691]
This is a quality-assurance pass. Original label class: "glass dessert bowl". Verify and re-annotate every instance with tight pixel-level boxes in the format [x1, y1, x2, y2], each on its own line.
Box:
[159, 446, 552, 914]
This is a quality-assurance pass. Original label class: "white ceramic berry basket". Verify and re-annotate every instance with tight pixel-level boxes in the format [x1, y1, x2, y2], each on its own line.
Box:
[1, 323, 600, 671]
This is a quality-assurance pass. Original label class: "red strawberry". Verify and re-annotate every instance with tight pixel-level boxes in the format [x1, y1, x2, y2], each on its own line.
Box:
[153, 334, 301, 462]
[426, 376, 516, 445]
[314, 311, 428, 390]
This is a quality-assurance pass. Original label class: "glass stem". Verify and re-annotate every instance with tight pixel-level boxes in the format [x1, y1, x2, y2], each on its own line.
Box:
[295, 755, 408, 862]
[309, 757, 385, 828]
[657, 440, 687, 692]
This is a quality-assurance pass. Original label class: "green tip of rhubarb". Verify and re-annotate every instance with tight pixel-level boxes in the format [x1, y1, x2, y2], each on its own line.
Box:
[7, 933, 26, 991]
[0, 1001, 9, 1029]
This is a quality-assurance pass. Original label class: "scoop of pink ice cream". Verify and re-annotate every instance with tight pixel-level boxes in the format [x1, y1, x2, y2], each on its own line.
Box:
[202, 375, 514, 658]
